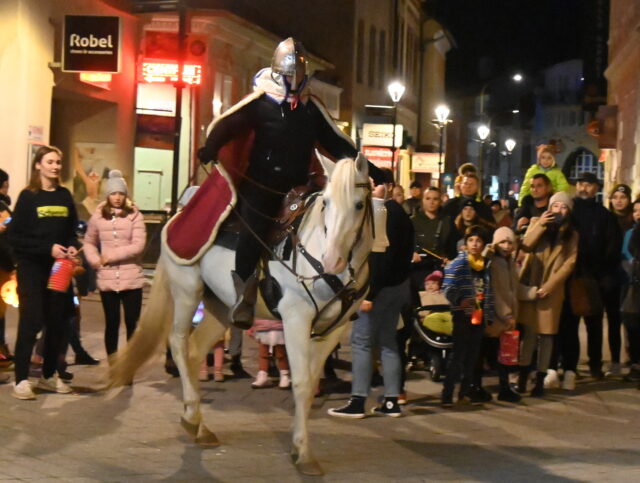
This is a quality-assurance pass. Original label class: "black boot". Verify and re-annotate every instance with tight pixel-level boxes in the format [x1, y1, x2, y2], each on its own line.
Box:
[230, 354, 251, 379]
[230, 271, 258, 329]
[530, 371, 546, 398]
[517, 366, 529, 394]
[497, 365, 521, 403]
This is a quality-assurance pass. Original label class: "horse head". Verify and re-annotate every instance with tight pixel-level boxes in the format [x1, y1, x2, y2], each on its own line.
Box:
[316, 151, 371, 275]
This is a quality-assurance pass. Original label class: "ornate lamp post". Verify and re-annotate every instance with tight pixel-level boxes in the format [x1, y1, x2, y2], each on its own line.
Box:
[505, 138, 516, 197]
[387, 81, 405, 181]
[433, 104, 451, 187]
[476, 124, 490, 193]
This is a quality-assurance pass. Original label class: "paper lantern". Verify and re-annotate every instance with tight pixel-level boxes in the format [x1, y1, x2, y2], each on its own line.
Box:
[1, 275, 18, 308]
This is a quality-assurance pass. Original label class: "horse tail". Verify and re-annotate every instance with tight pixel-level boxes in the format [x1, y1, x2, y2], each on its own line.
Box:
[108, 259, 173, 387]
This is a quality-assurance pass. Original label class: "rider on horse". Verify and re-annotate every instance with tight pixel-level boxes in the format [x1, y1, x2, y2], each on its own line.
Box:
[197, 38, 387, 329]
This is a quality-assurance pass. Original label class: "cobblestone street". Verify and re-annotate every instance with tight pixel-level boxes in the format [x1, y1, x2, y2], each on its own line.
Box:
[1, 291, 640, 482]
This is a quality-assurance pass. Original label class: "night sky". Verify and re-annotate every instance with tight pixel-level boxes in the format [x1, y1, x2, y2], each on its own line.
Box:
[432, 0, 590, 95]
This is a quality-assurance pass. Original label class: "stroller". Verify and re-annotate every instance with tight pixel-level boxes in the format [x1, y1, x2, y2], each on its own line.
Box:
[412, 291, 453, 382]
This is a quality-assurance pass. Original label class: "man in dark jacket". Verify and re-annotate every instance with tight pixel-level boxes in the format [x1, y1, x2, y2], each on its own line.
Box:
[513, 173, 553, 234]
[556, 172, 622, 382]
[328, 183, 414, 418]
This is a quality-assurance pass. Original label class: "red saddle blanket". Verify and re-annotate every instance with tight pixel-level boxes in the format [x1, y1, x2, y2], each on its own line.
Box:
[164, 167, 236, 265]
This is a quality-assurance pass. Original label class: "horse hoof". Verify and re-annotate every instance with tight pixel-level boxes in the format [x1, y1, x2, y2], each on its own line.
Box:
[196, 424, 220, 447]
[295, 460, 324, 476]
[180, 417, 199, 437]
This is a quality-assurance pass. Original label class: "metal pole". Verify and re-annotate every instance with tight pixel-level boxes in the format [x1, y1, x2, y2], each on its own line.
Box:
[438, 125, 444, 188]
[507, 152, 512, 198]
[478, 140, 484, 195]
[391, 102, 398, 183]
[170, 1, 186, 215]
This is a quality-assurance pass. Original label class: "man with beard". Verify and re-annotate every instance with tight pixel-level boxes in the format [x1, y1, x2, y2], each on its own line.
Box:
[549, 172, 622, 389]
[513, 174, 553, 234]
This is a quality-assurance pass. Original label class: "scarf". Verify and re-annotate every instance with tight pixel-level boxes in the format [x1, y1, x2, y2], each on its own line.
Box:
[468, 253, 485, 271]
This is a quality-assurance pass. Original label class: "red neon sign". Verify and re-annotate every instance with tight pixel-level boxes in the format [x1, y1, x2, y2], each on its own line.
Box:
[141, 62, 202, 85]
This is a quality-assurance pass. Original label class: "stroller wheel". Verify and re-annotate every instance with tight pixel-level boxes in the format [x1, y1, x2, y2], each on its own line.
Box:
[430, 355, 442, 382]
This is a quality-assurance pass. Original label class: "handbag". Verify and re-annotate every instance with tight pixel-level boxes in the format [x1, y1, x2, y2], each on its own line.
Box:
[569, 272, 603, 317]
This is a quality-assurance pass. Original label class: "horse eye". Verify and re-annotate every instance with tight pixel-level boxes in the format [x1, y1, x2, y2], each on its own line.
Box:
[355, 201, 364, 210]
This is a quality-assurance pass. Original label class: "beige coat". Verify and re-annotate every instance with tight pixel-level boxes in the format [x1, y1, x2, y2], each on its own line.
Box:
[518, 217, 579, 334]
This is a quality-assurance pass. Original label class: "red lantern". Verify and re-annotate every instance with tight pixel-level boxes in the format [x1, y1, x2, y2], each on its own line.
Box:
[498, 330, 520, 365]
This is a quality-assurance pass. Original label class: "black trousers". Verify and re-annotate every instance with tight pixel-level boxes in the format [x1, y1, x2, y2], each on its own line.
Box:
[603, 280, 622, 364]
[100, 289, 142, 355]
[442, 312, 484, 399]
[235, 187, 284, 281]
[14, 259, 71, 382]
[557, 297, 604, 373]
[623, 313, 640, 365]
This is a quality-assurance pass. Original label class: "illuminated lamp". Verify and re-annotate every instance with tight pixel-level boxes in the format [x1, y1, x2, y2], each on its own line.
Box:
[1, 274, 18, 308]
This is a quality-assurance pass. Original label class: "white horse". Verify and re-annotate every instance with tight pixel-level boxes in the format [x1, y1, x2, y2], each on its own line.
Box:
[108, 154, 373, 475]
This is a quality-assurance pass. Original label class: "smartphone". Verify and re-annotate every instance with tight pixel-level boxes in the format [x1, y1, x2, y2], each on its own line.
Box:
[1, 216, 11, 226]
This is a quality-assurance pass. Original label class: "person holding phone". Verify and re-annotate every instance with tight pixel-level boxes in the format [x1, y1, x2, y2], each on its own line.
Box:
[517, 192, 578, 397]
[7, 146, 80, 399]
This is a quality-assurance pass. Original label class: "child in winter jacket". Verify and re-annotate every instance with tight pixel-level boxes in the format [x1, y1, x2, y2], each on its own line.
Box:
[84, 170, 146, 357]
[441, 225, 494, 407]
[518, 145, 569, 206]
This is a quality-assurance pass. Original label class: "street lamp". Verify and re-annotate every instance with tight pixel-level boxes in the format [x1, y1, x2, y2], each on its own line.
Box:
[505, 138, 516, 197]
[477, 124, 490, 193]
[512, 73, 523, 82]
[387, 81, 406, 180]
[433, 104, 451, 187]
[479, 73, 524, 119]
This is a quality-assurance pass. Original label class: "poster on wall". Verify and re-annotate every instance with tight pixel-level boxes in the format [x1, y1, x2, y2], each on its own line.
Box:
[73, 143, 116, 220]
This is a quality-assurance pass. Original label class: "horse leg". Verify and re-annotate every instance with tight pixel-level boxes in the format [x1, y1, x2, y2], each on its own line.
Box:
[284, 310, 346, 476]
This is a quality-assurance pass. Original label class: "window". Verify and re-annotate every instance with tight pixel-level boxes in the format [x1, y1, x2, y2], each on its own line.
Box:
[368, 26, 377, 88]
[570, 152, 603, 180]
[378, 31, 386, 89]
[356, 20, 364, 84]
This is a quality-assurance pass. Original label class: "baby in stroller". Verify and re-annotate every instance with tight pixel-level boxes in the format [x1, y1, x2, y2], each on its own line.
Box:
[414, 271, 453, 381]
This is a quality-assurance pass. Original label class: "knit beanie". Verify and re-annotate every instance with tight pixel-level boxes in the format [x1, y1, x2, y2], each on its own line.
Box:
[106, 170, 127, 196]
[548, 191, 573, 211]
[492, 226, 515, 245]
[425, 270, 444, 283]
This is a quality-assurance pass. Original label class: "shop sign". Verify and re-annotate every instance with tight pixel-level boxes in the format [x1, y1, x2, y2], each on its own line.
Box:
[140, 62, 202, 85]
[362, 146, 396, 170]
[411, 153, 440, 173]
[362, 123, 402, 148]
[62, 16, 120, 73]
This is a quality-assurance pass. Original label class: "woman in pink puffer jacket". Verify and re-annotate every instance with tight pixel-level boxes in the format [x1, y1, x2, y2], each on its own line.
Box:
[84, 170, 146, 356]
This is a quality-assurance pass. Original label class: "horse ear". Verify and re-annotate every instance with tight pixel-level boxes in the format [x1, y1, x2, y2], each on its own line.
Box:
[355, 152, 369, 176]
[315, 149, 335, 179]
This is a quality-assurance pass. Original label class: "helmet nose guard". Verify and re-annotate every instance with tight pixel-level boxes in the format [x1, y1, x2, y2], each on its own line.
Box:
[271, 37, 308, 91]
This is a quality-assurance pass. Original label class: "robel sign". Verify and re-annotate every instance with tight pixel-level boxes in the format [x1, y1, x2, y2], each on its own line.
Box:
[63, 16, 121, 73]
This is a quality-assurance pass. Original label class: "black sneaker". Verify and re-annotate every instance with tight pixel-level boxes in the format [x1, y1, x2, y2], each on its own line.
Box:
[468, 386, 492, 404]
[624, 366, 640, 382]
[371, 398, 402, 418]
[75, 353, 99, 366]
[441, 393, 453, 408]
[327, 397, 366, 419]
[497, 388, 522, 403]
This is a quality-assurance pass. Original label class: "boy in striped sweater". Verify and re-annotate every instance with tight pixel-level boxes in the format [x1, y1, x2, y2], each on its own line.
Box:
[441, 225, 494, 408]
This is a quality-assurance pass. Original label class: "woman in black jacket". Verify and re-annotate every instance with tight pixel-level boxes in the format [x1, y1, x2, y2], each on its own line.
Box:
[8, 146, 79, 400]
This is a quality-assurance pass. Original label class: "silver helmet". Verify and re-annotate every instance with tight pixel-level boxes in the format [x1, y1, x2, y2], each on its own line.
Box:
[271, 37, 307, 91]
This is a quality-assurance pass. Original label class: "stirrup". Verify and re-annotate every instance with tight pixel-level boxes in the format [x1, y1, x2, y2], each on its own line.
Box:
[230, 271, 257, 329]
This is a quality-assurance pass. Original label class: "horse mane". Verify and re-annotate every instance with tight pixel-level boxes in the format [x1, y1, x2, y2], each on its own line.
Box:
[328, 157, 359, 207]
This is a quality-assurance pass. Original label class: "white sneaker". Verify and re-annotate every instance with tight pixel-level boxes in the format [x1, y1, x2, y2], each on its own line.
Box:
[562, 370, 576, 390]
[544, 369, 560, 389]
[606, 362, 622, 377]
[37, 375, 72, 394]
[278, 370, 291, 389]
[12, 380, 36, 400]
[251, 370, 271, 388]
